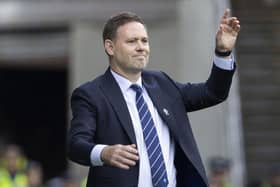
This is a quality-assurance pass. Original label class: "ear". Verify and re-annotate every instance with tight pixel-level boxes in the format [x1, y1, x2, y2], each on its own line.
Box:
[104, 39, 114, 56]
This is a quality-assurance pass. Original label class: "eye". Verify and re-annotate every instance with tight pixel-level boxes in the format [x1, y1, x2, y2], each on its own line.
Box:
[142, 38, 148, 43]
[127, 39, 136, 43]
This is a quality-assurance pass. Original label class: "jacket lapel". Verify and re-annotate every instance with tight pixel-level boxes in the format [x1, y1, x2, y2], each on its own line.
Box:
[142, 75, 177, 136]
[100, 68, 137, 145]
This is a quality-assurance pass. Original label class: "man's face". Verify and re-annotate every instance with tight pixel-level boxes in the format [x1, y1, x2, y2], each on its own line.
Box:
[105, 21, 150, 75]
[5, 148, 19, 172]
[210, 171, 228, 187]
[271, 175, 280, 187]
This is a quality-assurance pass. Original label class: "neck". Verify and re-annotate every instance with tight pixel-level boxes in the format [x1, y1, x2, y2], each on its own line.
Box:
[110, 66, 141, 83]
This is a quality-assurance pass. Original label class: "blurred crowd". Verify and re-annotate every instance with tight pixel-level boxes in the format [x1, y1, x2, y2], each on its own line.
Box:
[0, 143, 85, 187]
[1, 143, 280, 187]
[208, 157, 280, 187]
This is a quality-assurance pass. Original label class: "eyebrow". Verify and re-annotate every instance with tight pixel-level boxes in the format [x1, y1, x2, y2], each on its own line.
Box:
[126, 36, 148, 40]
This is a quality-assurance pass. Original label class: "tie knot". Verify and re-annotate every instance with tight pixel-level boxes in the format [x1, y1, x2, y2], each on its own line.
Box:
[130, 84, 142, 94]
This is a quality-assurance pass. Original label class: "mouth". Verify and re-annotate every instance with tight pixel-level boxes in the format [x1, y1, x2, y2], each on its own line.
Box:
[133, 55, 146, 58]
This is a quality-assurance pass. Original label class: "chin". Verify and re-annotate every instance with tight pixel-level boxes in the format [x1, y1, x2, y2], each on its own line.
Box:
[136, 61, 148, 68]
[136, 65, 147, 71]
[129, 66, 145, 74]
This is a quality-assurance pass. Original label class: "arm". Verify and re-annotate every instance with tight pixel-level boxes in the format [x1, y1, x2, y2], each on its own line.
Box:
[68, 88, 97, 166]
[174, 63, 235, 112]
[175, 9, 241, 112]
[68, 87, 139, 169]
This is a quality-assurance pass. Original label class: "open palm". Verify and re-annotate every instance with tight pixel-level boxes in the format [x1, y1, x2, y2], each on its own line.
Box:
[216, 9, 241, 52]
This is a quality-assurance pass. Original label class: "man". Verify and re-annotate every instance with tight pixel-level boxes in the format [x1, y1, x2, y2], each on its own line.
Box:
[208, 157, 233, 187]
[68, 10, 240, 187]
[26, 161, 44, 187]
[0, 144, 28, 187]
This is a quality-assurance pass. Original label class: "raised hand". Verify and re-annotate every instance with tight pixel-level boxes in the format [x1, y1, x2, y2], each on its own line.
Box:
[216, 9, 241, 52]
[101, 144, 139, 170]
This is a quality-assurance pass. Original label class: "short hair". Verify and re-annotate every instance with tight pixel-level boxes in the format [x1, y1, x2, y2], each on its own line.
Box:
[209, 157, 231, 173]
[102, 12, 145, 43]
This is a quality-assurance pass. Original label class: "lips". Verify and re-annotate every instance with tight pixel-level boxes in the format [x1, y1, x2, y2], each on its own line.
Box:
[133, 55, 146, 58]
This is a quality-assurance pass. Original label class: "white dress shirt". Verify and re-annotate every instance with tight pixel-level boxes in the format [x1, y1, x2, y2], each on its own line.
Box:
[90, 55, 235, 187]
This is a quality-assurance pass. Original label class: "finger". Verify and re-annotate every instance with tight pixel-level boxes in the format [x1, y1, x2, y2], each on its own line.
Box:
[112, 161, 130, 170]
[219, 24, 225, 33]
[120, 149, 139, 161]
[222, 9, 230, 20]
[233, 20, 240, 27]
[230, 19, 240, 32]
[117, 156, 137, 166]
[228, 17, 238, 28]
[216, 25, 223, 37]
[233, 24, 241, 32]
[112, 154, 137, 170]
[220, 9, 232, 25]
[126, 153, 139, 161]
[110, 153, 136, 169]
[125, 144, 138, 155]
[234, 24, 241, 33]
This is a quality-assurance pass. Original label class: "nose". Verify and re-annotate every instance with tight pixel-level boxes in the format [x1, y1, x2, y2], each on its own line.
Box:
[136, 41, 145, 51]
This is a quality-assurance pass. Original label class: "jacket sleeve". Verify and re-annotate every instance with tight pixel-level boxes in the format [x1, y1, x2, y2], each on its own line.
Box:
[163, 63, 235, 112]
[67, 87, 97, 166]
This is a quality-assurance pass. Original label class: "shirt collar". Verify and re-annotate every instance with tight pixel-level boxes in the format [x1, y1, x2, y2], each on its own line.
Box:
[110, 69, 143, 93]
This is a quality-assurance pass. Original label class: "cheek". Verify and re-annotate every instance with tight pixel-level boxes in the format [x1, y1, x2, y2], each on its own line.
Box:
[115, 49, 126, 59]
[117, 45, 132, 57]
[145, 46, 150, 55]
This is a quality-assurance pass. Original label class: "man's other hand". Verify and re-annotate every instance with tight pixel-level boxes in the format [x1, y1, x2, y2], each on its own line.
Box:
[101, 144, 139, 170]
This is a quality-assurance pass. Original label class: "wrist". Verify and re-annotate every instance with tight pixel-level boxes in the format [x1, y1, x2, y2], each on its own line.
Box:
[215, 48, 232, 57]
[91, 144, 107, 166]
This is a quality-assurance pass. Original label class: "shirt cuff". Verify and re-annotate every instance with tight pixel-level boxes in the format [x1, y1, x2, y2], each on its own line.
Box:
[213, 54, 235, 70]
[90, 144, 107, 166]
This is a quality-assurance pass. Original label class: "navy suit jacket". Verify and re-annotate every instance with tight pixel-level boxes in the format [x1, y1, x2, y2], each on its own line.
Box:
[68, 64, 235, 187]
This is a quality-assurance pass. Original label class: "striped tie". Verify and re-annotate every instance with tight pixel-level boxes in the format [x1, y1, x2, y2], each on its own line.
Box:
[131, 84, 168, 187]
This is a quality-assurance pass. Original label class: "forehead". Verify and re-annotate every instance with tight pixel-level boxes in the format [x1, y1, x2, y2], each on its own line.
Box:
[115, 21, 148, 39]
